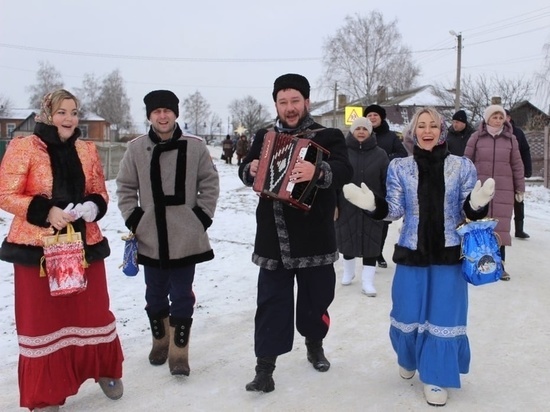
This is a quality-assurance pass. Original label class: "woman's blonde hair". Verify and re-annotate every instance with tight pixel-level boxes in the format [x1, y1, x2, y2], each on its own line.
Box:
[403, 106, 447, 148]
[49, 89, 79, 113]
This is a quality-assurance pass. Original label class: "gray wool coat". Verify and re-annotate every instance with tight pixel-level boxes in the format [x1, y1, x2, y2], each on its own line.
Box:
[116, 127, 219, 268]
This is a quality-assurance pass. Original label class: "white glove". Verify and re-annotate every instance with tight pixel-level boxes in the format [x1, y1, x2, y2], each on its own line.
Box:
[63, 203, 75, 213]
[72, 201, 99, 222]
[515, 192, 524, 203]
[469, 178, 495, 210]
[343, 182, 375, 211]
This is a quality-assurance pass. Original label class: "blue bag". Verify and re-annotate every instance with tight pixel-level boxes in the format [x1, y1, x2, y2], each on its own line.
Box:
[456, 219, 502, 285]
[120, 233, 139, 277]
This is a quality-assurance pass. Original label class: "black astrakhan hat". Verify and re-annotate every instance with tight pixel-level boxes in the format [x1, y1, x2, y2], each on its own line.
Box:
[144, 90, 179, 119]
[272, 73, 310, 101]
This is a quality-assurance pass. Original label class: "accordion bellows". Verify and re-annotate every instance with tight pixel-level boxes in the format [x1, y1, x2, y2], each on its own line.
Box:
[253, 131, 329, 211]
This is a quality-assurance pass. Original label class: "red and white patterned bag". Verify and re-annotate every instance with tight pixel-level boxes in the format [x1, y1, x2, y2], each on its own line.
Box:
[41, 223, 88, 296]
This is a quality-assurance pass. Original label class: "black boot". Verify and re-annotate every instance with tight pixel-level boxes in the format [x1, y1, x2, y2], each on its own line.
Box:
[245, 357, 276, 392]
[377, 255, 388, 268]
[514, 220, 530, 239]
[306, 339, 330, 372]
[146, 309, 170, 365]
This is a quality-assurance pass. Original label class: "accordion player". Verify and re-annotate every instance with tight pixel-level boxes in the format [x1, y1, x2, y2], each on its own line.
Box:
[252, 131, 330, 211]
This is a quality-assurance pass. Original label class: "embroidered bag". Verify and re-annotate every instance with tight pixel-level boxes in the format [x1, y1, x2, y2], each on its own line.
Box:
[41, 223, 88, 296]
[456, 218, 502, 285]
[120, 232, 139, 276]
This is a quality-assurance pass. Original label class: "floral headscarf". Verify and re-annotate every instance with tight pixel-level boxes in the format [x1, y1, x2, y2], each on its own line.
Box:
[34, 92, 54, 125]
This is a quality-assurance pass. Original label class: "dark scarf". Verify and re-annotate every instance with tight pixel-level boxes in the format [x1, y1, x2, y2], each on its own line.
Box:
[148, 123, 183, 145]
[274, 114, 315, 135]
[372, 120, 390, 135]
[413, 143, 449, 257]
[34, 122, 85, 207]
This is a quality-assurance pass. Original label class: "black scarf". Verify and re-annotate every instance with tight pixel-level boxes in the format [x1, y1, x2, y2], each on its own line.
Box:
[34, 122, 85, 208]
[372, 120, 390, 135]
[148, 123, 183, 145]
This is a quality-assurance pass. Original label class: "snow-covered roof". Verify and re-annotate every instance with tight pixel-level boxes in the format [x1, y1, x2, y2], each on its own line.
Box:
[0, 108, 35, 120]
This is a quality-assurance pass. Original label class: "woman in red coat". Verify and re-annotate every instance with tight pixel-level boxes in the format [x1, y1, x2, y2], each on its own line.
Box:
[464, 104, 525, 280]
[0, 90, 124, 411]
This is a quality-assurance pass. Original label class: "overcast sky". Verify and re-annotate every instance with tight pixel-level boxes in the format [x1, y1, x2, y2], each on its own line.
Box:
[1, 0, 549, 133]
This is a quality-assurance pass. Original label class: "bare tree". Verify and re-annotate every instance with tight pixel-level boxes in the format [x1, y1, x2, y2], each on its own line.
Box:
[206, 113, 223, 144]
[74, 73, 102, 117]
[181, 91, 211, 136]
[26, 61, 64, 109]
[322, 12, 420, 102]
[96, 70, 133, 141]
[0, 95, 13, 116]
[535, 42, 550, 113]
[434, 74, 533, 124]
[228, 96, 272, 137]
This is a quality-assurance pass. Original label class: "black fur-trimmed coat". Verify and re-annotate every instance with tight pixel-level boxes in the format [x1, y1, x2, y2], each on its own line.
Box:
[238, 122, 353, 270]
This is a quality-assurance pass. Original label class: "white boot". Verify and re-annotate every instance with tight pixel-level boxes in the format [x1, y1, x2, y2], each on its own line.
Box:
[341, 258, 356, 285]
[424, 384, 448, 406]
[361, 265, 377, 297]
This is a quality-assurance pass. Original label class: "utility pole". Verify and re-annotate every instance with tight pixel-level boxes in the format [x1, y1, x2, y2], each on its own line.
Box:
[450, 32, 463, 112]
[332, 82, 338, 128]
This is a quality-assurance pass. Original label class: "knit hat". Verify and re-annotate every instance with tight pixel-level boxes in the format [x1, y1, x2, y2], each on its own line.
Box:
[452, 109, 467, 124]
[363, 104, 386, 120]
[483, 105, 506, 124]
[272, 73, 310, 101]
[350, 117, 373, 134]
[144, 90, 179, 119]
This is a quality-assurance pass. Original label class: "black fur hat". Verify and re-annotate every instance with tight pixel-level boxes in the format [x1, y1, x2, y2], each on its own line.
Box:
[272, 73, 310, 101]
[363, 104, 387, 120]
[144, 90, 179, 119]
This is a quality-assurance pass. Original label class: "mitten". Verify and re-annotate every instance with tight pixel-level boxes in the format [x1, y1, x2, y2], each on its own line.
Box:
[515, 192, 524, 203]
[73, 201, 99, 222]
[343, 182, 375, 211]
[469, 178, 495, 210]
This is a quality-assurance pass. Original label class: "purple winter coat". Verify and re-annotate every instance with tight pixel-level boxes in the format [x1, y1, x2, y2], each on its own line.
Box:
[464, 121, 524, 246]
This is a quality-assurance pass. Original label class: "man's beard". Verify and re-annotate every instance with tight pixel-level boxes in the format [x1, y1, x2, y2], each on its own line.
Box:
[278, 109, 309, 129]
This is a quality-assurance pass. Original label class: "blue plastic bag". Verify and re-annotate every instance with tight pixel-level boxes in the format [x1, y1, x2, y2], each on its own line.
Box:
[456, 219, 502, 285]
[120, 233, 139, 277]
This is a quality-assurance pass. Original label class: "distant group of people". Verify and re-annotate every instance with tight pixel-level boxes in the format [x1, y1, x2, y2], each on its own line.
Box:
[222, 133, 250, 165]
[0, 71, 533, 410]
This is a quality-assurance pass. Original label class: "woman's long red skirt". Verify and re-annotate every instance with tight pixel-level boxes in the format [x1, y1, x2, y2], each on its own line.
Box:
[14, 261, 124, 410]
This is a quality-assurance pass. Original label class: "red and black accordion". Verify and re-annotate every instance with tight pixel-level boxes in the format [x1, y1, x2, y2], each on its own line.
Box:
[253, 131, 329, 211]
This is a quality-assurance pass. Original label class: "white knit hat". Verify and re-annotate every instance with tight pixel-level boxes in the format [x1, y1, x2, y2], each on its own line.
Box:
[483, 105, 506, 123]
[350, 117, 373, 134]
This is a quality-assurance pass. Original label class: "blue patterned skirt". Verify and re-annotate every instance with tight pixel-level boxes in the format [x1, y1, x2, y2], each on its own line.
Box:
[389, 263, 470, 388]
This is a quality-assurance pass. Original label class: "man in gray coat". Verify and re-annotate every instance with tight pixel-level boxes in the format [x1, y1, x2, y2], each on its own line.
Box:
[116, 90, 219, 377]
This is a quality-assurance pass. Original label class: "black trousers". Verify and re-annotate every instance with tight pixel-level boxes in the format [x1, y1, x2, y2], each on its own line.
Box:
[254, 264, 335, 357]
[144, 264, 196, 319]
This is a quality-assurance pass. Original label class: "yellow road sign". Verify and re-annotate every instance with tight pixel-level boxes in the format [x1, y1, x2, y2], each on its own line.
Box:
[345, 106, 363, 126]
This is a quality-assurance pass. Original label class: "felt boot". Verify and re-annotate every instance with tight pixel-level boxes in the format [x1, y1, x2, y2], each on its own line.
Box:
[168, 317, 193, 376]
[361, 265, 377, 297]
[341, 258, 356, 285]
[147, 310, 170, 365]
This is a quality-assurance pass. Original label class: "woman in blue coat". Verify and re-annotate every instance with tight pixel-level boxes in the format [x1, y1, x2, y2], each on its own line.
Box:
[342, 107, 495, 407]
